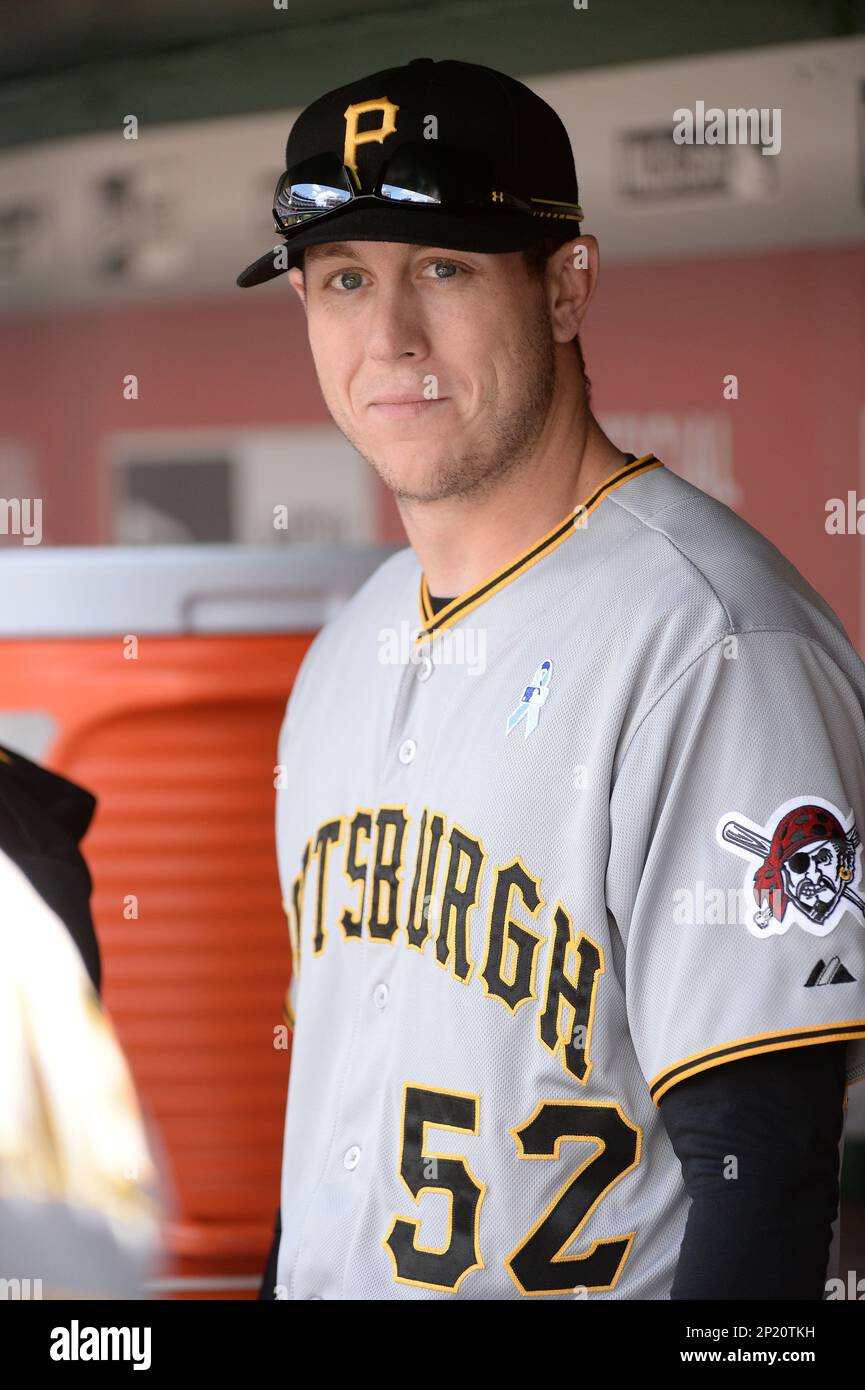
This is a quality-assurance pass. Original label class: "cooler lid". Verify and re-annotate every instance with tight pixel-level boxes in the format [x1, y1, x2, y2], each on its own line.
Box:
[0, 544, 400, 637]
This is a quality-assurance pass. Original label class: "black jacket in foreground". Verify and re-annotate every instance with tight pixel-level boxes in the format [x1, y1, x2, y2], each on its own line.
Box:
[0, 743, 100, 993]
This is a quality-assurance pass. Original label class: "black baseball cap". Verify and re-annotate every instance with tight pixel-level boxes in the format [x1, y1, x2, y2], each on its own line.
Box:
[237, 56, 583, 288]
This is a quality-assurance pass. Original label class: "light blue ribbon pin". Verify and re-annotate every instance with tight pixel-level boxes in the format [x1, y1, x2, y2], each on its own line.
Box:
[505, 659, 553, 738]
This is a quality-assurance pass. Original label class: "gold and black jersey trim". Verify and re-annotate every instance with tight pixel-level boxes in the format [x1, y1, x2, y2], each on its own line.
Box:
[649, 1019, 865, 1105]
[416, 454, 662, 638]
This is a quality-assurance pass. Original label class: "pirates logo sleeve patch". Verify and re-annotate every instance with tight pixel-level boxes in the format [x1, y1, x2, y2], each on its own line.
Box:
[717, 796, 864, 938]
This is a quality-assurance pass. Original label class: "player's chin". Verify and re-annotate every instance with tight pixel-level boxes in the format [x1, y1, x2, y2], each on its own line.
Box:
[372, 450, 456, 502]
[365, 428, 447, 462]
[357, 424, 444, 482]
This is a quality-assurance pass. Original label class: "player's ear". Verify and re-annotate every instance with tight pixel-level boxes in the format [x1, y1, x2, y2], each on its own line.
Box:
[287, 266, 307, 313]
[546, 235, 598, 347]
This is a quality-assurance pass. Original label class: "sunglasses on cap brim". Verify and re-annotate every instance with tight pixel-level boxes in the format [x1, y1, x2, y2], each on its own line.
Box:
[272, 142, 583, 232]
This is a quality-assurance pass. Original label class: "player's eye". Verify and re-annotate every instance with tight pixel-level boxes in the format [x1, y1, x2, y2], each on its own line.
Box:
[420, 259, 462, 280]
[325, 268, 367, 292]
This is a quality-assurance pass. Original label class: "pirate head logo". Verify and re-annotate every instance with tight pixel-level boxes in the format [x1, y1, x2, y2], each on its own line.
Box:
[763, 807, 857, 924]
[717, 797, 864, 938]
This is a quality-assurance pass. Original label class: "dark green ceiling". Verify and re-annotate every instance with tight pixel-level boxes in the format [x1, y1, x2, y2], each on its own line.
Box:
[1, 0, 863, 150]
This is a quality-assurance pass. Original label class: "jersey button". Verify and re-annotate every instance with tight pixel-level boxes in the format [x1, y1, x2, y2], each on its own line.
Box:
[343, 1145, 362, 1170]
[416, 655, 433, 682]
[373, 982, 389, 1009]
[398, 738, 417, 765]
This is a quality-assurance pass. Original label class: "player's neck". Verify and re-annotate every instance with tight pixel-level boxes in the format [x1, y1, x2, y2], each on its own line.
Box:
[402, 410, 630, 602]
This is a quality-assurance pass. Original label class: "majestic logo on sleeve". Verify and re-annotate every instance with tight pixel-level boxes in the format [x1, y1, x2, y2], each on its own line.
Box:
[718, 797, 864, 938]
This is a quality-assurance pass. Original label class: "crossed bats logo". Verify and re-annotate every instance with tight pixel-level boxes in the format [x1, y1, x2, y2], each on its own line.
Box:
[717, 798, 864, 938]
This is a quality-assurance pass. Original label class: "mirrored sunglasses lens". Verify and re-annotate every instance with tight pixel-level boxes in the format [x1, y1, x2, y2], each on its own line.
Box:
[380, 183, 440, 204]
[284, 182, 351, 213]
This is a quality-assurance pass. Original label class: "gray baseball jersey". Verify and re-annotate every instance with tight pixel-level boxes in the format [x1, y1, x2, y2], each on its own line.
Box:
[273, 453, 865, 1300]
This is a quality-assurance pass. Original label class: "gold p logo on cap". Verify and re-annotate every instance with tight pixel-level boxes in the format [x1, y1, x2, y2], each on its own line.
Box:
[342, 97, 400, 188]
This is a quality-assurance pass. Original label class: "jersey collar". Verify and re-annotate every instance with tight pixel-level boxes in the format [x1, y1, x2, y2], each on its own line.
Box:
[416, 453, 662, 639]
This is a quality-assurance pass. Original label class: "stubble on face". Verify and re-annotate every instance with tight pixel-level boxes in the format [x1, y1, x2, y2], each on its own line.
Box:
[316, 282, 558, 505]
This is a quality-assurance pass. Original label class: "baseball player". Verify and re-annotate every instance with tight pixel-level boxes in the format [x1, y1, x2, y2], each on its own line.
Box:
[238, 58, 865, 1299]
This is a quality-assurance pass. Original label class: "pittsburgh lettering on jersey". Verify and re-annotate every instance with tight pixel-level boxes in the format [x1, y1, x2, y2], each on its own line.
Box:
[285, 804, 604, 1081]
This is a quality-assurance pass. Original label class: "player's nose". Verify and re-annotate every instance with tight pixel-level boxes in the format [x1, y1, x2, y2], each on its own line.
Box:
[362, 283, 431, 364]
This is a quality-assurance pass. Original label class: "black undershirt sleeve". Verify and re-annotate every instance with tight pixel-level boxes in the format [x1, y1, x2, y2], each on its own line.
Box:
[659, 1042, 847, 1300]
